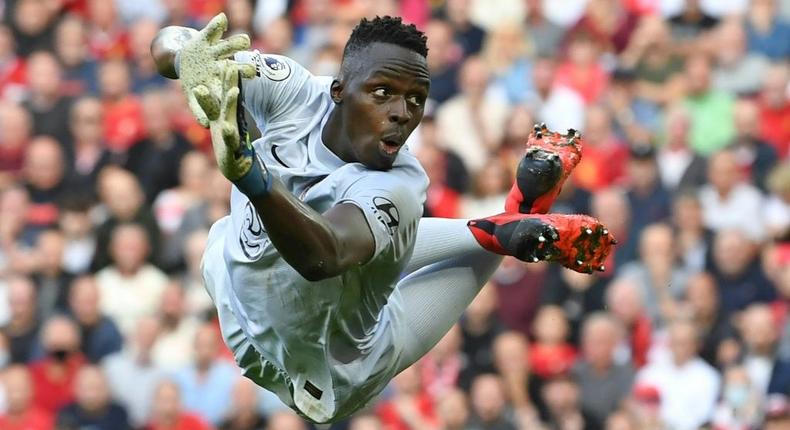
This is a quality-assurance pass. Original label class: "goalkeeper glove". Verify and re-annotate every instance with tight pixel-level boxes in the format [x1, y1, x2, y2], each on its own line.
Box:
[178, 13, 271, 198]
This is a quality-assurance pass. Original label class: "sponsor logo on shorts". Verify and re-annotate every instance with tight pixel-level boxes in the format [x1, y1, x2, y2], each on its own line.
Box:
[372, 196, 399, 234]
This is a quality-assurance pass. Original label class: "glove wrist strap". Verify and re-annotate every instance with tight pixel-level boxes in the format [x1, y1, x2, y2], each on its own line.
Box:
[233, 153, 272, 198]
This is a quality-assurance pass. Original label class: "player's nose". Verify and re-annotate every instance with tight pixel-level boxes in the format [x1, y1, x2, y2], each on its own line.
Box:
[387, 97, 410, 125]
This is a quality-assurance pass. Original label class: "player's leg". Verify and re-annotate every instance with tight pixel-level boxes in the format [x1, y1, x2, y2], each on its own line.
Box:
[393, 212, 615, 369]
[394, 219, 503, 368]
[202, 217, 296, 407]
[392, 124, 613, 367]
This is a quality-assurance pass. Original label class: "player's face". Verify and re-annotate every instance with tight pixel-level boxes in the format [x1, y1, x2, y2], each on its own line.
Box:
[339, 43, 430, 170]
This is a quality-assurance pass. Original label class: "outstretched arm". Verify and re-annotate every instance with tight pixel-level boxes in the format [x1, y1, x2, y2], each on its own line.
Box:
[152, 13, 375, 281]
[250, 184, 375, 281]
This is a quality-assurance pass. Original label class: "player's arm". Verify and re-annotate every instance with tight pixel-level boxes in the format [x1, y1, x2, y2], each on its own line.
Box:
[152, 14, 375, 281]
[250, 184, 375, 281]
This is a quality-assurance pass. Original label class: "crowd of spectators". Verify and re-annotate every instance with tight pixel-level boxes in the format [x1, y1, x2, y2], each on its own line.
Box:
[0, 0, 789, 429]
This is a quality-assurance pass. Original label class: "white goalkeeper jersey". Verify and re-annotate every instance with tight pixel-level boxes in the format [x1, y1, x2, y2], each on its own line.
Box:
[201, 51, 428, 423]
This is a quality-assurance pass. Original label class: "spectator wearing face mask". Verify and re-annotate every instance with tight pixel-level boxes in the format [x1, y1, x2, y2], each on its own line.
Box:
[28, 316, 86, 415]
[711, 366, 763, 430]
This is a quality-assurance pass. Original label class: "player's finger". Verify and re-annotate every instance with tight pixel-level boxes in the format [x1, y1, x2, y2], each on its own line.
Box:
[200, 13, 227, 43]
[186, 89, 209, 128]
[193, 85, 221, 121]
[210, 34, 250, 59]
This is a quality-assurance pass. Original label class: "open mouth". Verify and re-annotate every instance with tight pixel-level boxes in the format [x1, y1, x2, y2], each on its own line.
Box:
[380, 138, 402, 155]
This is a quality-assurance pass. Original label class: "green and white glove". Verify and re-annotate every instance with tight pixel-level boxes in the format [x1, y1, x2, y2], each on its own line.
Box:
[178, 13, 271, 197]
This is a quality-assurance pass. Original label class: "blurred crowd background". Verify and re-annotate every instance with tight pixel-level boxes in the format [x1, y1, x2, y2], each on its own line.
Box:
[0, 0, 789, 429]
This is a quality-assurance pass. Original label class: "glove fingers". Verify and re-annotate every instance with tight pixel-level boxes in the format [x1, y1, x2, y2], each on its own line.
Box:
[223, 86, 240, 124]
[186, 89, 209, 128]
[232, 62, 257, 79]
[221, 121, 240, 148]
[210, 34, 250, 59]
[193, 84, 221, 121]
[200, 13, 228, 44]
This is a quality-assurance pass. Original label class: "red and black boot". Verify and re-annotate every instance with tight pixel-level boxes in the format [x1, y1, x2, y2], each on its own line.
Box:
[468, 213, 617, 274]
[504, 123, 583, 214]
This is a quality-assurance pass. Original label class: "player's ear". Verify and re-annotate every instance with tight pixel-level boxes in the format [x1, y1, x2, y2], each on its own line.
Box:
[330, 79, 344, 104]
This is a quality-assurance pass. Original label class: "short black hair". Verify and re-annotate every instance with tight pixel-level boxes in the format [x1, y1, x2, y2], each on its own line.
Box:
[343, 16, 428, 60]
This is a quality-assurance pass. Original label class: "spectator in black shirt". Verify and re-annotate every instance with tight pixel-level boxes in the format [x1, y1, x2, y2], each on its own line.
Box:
[22, 51, 74, 147]
[125, 90, 192, 203]
[68, 276, 123, 363]
[55, 365, 132, 430]
[2, 276, 40, 363]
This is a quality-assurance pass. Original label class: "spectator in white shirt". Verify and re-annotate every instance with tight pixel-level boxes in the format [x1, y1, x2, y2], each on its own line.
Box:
[699, 149, 765, 241]
[96, 223, 167, 336]
[103, 316, 166, 428]
[636, 319, 721, 430]
[150, 281, 198, 370]
[764, 165, 790, 240]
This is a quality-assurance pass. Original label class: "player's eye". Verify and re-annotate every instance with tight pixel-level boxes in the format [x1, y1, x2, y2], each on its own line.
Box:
[372, 87, 390, 98]
[407, 95, 424, 107]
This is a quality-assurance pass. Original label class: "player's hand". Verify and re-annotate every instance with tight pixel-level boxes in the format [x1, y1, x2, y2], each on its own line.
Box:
[178, 13, 256, 128]
[180, 13, 271, 196]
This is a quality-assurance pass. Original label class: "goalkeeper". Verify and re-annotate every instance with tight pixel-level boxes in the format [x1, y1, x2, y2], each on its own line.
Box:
[151, 14, 615, 423]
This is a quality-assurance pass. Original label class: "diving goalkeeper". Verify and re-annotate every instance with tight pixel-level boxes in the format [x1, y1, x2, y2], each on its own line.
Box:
[151, 13, 615, 424]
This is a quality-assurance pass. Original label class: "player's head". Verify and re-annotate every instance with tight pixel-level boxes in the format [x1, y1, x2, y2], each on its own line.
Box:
[330, 16, 429, 171]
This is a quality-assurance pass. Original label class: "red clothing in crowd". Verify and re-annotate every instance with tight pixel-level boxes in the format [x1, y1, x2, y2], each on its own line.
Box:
[377, 393, 439, 430]
[0, 56, 27, 101]
[425, 185, 460, 218]
[529, 343, 577, 379]
[88, 28, 129, 60]
[0, 407, 54, 430]
[420, 353, 462, 401]
[28, 354, 87, 414]
[145, 413, 212, 430]
[553, 63, 609, 105]
[572, 139, 630, 192]
[758, 101, 790, 158]
[0, 143, 26, 176]
[103, 96, 145, 152]
[629, 316, 653, 368]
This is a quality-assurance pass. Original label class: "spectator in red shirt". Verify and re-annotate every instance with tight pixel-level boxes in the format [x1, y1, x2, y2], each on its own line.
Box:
[573, 106, 629, 192]
[0, 365, 54, 430]
[554, 32, 609, 105]
[144, 380, 211, 430]
[28, 316, 87, 415]
[757, 64, 790, 158]
[377, 363, 439, 430]
[86, 0, 129, 60]
[98, 59, 145, 152]
[529, 305, 577, 380]
[570, 0, 639, 54]
[0, 102, 32, 187]
[415, 117, 464, 218]
[0, 24, 27, 102]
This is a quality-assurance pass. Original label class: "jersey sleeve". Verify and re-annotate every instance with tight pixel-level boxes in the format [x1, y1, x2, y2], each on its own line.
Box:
[337, 169, 425, 261]
[233, 51, 313, 126]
